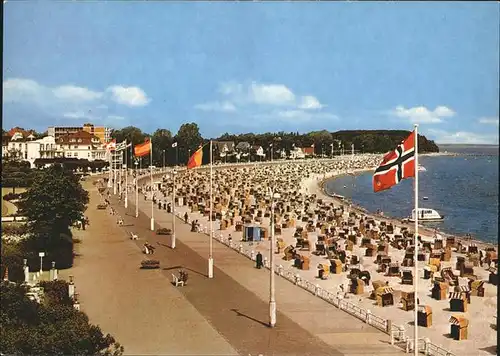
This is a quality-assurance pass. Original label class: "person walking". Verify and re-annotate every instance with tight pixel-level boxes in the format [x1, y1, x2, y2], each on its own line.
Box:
[256, 252, 263, 269]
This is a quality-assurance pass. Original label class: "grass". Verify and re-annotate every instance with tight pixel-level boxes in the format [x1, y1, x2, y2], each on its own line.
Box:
[1, 187, 27, 217]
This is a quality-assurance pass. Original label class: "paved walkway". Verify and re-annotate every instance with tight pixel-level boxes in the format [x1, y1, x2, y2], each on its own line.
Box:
[61, 181, 237, 355]
[114, 180, 405, 356]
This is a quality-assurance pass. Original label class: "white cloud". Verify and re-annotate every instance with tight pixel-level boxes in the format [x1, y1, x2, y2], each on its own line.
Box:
[3, 78, 150, 108]
[392, 105, 455, 123]
[249, 82, 295, 105]
[478, 117, 499, 126]
[53, 85, 103, 101]
[106, 85, 150, 107]
[299, 95, 324, 110]
[427, 129, 499, 145]
[194, 101, 237, 112]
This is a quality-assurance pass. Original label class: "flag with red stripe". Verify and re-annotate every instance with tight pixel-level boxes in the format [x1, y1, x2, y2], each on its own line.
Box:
[373, 131, 416, 192]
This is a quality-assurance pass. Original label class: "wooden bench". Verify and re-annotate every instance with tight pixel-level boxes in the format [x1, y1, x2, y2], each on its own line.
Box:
[172, 274, 184, 287]
[130, 232, 138, 240]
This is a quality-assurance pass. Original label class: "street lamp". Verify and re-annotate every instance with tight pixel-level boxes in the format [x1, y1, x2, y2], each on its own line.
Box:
[269, 189, 281, 327]
[38, 252, 45, 273]
[162, 150, 166, 172]
[165, 169, 177, 249]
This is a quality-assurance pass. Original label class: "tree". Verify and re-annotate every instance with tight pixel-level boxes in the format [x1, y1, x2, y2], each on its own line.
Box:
[20, 165, 89, 237]
[0, 282, 124, 355]
[151, 128, 173, 166]
[110, 126, 147, 146]
[175, 123, 203, 164]
[18, 165, 89, 268]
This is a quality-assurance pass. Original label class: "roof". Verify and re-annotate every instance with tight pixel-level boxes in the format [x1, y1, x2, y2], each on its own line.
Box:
[58, 130, 100, 145]
[7, 127, 35, 138]
[449, 315, 468, 327]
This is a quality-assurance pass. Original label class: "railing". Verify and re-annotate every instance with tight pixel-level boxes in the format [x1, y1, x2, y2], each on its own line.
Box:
[403, 338, 457, 356]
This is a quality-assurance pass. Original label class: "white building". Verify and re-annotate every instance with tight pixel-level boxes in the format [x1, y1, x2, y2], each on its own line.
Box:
[3, 129, 107, 167]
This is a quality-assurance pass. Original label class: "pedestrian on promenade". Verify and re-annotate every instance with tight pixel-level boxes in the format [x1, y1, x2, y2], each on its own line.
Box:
[184, 212, 188, 223]
[256, 252, 263, 269]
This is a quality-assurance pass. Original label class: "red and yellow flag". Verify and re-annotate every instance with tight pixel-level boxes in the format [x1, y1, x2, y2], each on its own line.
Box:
[134, 140, 151, 157]
[187, 146, 203, 169]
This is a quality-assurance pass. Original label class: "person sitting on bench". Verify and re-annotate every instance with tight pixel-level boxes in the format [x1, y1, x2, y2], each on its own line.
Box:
[179, 269, 189, 284]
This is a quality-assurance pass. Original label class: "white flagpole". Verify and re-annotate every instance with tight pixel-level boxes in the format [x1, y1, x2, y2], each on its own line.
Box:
[113, 150, 117, 195]
[150, 140, 155, 231]
[125, 141, 128, 209]
[107, 147, 112, 188]
[413, 124, 419, 355]
[208, 140, 214, 278]
[135, 152, 139, 218]
[171, 167, 176, 249]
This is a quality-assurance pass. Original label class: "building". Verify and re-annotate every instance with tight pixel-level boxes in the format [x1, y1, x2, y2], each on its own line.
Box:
[56, 130, 107, 161]
[3, 127, 107, 167]
[4, 132, 57, 167]
[47, 123, 110, 143]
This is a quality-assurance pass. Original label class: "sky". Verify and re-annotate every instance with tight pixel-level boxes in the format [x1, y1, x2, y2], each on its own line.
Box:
[3, 2, 499, 144]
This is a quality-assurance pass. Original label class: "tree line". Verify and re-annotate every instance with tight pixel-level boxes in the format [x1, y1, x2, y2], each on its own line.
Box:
[111, 124, 440, 166]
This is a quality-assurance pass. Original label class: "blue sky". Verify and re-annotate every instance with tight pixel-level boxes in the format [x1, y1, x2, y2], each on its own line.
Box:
[3, 2, 499, 144]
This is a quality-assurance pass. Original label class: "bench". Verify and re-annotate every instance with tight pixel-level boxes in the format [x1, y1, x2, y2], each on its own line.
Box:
[130, 232, 138, 240]
[172, 274, 184, 287]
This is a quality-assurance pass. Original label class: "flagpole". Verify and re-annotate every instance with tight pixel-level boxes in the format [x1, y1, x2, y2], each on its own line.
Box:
[135, 155, 139, 218]
[208, 140, 214, 279]
[172, 142, 177, 249]
[413, 124, 419, 356]
[113, 151, 117, 195]
[125, 142, 128, 209]
[150, 140, 155, 231]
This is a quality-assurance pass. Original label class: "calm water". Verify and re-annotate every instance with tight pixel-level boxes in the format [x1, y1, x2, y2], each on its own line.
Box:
[325, 145, 499, 243]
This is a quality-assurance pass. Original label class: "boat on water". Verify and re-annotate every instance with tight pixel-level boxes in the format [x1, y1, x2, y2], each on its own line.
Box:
[408, 208, 444, 222]
[418, 165, 427, 172]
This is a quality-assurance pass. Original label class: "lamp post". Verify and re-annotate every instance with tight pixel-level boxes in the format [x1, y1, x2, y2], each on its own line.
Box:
[134, 160, 139, 218]
[269, 189, 280, 327]
[162, 150, 166, 172]
[167, 170, 177, 249]
[38, 252, 45, 273]
[124, 148, 128, 209]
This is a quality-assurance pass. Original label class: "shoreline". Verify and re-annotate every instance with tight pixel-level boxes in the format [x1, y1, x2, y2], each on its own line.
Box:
[316, 168, 496, 251]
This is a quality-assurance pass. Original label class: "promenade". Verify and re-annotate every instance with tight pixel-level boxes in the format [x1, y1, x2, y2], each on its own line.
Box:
[64, 174, 405, 355]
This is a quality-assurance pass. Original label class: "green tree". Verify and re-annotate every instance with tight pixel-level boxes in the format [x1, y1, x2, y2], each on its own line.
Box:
[175, 123, 203, 164]
[110, 126, 147, 146]
[0, 283, 124, 355]
[151, 128, 173, 166]
[20, 165, 89, 239]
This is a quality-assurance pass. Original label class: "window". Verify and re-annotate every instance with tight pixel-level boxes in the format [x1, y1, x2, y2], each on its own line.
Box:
[74, 145, 78, 149]
[74, 152, 79, 157]
[88, 153, 91, 157]
[78, 139, 82, 143]
[70, 138, 76, 143]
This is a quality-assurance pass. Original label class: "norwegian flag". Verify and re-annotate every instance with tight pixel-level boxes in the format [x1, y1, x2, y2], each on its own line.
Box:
[373, 131, 416, 192]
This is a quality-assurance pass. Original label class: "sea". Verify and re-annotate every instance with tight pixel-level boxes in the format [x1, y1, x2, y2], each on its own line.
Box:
[325, 145, 499, 244]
